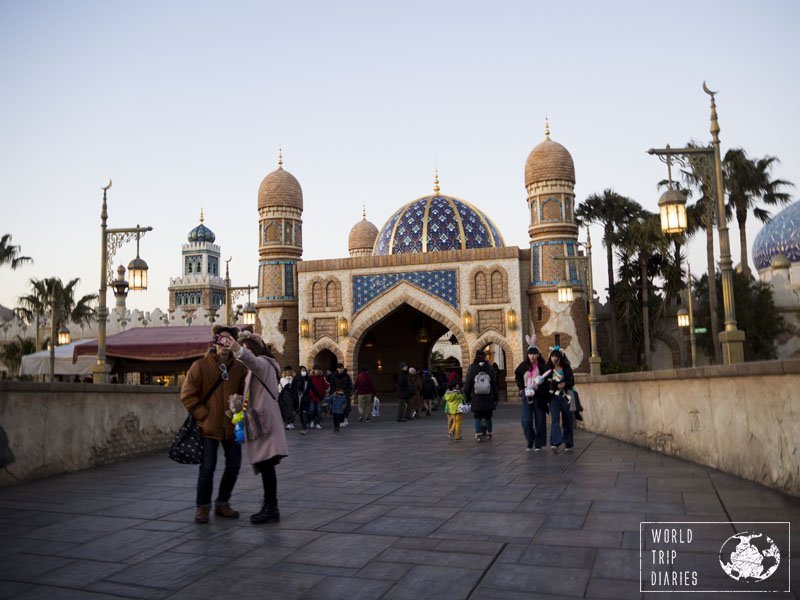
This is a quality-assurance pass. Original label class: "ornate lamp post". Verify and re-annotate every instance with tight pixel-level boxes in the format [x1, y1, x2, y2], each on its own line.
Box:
[647, 82, 745, 364]
[555, 227, 601, 375]
[95, 181, 153, 383]
[223, 258, 257, 326]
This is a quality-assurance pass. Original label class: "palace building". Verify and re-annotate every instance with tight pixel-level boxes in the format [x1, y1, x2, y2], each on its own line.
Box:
[251, 126, 592, 391]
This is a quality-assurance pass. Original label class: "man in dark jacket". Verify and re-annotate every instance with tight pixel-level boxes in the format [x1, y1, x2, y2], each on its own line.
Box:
[396, 362, 411, 422]
[463, 350, 498, 442]
[328, 363, 353, 426]
[180, 325, 247, 523]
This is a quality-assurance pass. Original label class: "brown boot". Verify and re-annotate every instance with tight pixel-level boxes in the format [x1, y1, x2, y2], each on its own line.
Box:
[195, 505, 210, 524]
[214, 502, 240, 518]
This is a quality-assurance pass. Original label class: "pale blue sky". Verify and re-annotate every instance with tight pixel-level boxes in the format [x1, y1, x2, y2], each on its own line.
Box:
[1, 0, 798, 313]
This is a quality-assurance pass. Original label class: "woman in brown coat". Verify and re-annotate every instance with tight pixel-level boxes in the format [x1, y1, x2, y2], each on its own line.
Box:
[219, 330, 288, 524]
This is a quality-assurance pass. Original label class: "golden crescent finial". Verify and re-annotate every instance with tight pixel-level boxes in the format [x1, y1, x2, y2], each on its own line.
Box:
[278, 147, 283, 168]
[545, 117, 550, 140]
[433, 169, 440, 195]
[702, 81, 718, 98]
[200, 207, 204, 223]
[102, 179, 112, 191]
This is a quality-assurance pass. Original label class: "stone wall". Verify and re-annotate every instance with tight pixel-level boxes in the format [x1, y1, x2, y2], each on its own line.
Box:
[575, 360, 800, 496]
[0, 382, 185, 485]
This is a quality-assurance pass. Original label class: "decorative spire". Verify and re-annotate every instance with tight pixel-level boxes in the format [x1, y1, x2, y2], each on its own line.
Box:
[278, 147, 283, 169]
[433, 169, 440, 195]
[200, 207, 204, 223]
[362, 204, 366, 219]
[544, 117, 550, 140]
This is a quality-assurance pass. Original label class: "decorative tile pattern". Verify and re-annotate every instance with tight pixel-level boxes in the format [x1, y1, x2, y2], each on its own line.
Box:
[374, 195, 504, 255]
[187, 223, 215, 243]
[207, 256, 218, 276]
[753, 200, 800, 271]
[352, 270, 458, 313]
[530, 240, 581, 286]
[184, 255, 202, 275]
[284, 263, 295, 299]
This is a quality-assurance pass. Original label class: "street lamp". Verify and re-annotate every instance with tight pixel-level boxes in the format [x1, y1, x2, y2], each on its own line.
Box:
[557, 279, 574, 303]
[554, 227, 601, 375]
[57, 325, 71, 346]
[94, 180, 153, 383]
[647, 82, 745, 364]
[223, 258, 258, 326]
[677, 308, 690, 328]
[656, 148, 689, 235]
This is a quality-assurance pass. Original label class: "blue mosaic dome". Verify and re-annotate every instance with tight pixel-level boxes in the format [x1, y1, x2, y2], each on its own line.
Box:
[188, 222, 215, 243]
[373, 194, 505, 255]
[752, 200, 800, 271]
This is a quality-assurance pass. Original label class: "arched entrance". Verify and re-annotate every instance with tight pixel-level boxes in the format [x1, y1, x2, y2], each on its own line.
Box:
[354, 304, 449, 393]
[305, 338, 344, 374]
[314, 349, 339, 373]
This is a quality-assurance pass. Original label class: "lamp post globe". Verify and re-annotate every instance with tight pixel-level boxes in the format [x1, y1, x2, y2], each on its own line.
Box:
[658, 188, 688, 235]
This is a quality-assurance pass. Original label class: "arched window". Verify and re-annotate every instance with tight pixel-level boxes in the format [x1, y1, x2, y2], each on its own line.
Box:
[490, 270, 503, 299]
[325, 281, 337, 307]
[474, 272, 487, 301]
[312, 282, 323, 308]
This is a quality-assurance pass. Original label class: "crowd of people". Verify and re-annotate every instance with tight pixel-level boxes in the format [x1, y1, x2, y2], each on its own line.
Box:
[178, 326, 583, 527]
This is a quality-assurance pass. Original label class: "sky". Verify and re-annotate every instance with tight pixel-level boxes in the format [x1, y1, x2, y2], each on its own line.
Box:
[1, 0, 798, 314]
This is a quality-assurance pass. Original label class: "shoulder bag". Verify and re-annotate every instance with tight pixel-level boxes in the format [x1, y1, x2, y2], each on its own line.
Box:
[168, 374, 224, 464]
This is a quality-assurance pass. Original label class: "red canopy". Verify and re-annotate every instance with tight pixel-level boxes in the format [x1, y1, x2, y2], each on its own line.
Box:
[74, 326, 213, 362]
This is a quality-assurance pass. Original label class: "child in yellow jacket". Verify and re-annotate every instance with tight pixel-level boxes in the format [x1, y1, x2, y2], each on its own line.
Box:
[444, 382, 465, 441]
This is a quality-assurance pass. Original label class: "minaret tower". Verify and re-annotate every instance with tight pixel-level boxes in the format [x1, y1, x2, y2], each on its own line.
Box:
[256, 149, 303, 367]
[524, 120, 590, 371]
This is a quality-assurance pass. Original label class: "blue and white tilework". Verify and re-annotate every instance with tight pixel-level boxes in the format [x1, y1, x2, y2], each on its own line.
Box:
[752, 200, 800, 271]
[374, 195, 504, 255]
[353, 270, 458, 313]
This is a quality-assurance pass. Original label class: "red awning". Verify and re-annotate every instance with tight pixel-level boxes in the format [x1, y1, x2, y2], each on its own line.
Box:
[74, 326, 213, 362]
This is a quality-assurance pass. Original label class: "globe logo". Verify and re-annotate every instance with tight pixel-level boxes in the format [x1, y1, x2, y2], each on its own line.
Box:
[718, 532, 780, 582]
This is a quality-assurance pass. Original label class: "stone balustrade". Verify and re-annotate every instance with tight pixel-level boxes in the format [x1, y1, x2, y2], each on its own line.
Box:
[575, 359, 800, 496]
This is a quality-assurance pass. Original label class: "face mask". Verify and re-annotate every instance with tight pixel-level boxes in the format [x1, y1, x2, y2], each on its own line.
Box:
[479, 361, 485, 366]
[301, 370, 307, 376]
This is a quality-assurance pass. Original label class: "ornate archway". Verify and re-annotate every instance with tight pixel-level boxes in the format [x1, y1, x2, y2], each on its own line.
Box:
[345, 286, 469, 370]
[305, 337, 344, 370]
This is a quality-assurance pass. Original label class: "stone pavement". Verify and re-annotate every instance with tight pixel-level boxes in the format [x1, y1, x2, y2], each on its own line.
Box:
[0, 404, 798, 600]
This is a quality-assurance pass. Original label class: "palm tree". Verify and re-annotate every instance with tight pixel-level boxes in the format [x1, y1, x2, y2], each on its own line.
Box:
[723, 148, 793, 277]
[576, 190, 642, 361]
[16, 278, 97, 349]
[0, 335, 37, 378]
[0, 234, 32, 270]
[615, 210, 668, 370]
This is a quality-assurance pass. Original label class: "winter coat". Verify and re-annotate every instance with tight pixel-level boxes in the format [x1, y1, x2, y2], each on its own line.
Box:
[408, 372, 422, 410]
[328, 392, 347, 415]
[545, 360, 575, 395]
[181, 350, 247, 441]
[421, 375, 437, 400]
[353, 371, 376, 396]
[309, 374, 329, 403]
[463, 362, 497, 413]
[514, 356, 550, 409]
[444, 389, 464, 415]
[235, 348, 289, 466]
[396, 370, 411, 400]
[328, 370, 353, 397]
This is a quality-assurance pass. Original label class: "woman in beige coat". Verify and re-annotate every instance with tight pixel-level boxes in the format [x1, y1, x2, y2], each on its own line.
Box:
[219, 331, 288, 524]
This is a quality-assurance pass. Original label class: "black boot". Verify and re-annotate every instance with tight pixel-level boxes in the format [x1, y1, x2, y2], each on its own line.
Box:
[250, 500, 280, 524]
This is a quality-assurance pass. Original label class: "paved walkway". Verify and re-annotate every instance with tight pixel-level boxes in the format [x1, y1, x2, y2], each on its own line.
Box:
[0, 404, 798, 600]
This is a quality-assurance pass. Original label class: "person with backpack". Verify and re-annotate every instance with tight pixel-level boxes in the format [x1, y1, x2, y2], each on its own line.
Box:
[420, 370, 437, 416]
[463, 349, 497, 442]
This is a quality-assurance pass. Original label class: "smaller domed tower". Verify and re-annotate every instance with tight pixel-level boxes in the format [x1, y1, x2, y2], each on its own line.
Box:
[525, 121, 590, 371]
[256, 150, 303, 367]
[168, 210, 226, 313]
[348, 207, 379, 257]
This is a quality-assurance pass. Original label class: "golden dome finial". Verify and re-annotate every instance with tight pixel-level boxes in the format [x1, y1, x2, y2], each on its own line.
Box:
[278, 147, 283, 169]
[362, 204, 367, 219]
[545, 117, 550, 140]
[200, 207, 204, 223]
[433, 169, 440, 195]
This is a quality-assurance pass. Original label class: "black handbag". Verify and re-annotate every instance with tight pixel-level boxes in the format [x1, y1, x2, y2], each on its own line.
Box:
[168, 375, 225, 464]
